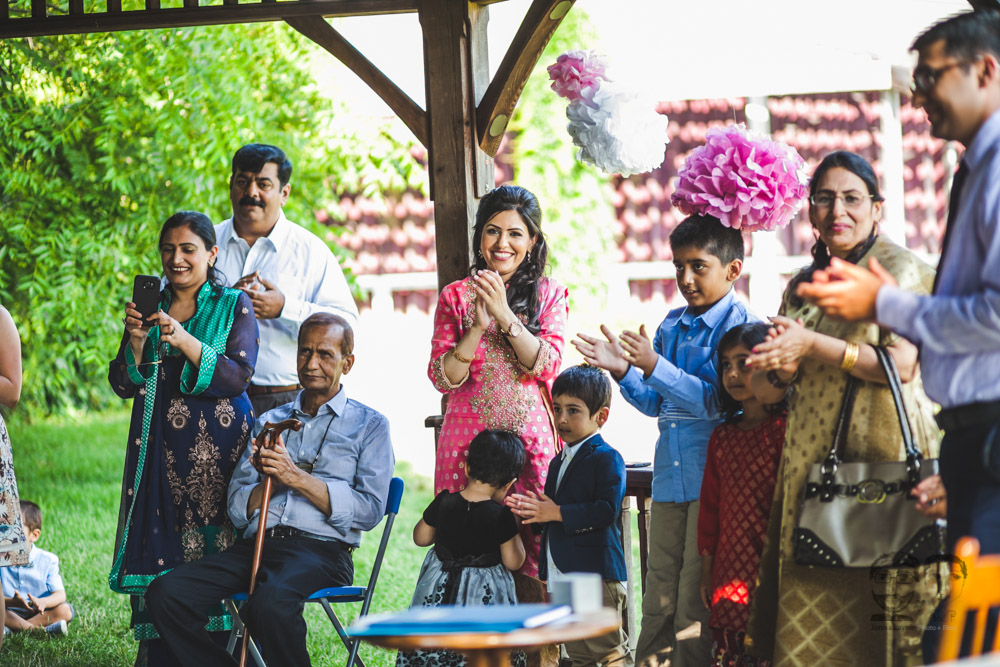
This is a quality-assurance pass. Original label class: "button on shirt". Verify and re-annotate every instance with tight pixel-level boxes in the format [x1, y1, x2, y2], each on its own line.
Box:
[227, 388, 395, 547]
[0, 546, 63, 599]
[876, 108, 1000, 408]
[215, 213, 359, 387]
[617, 289, 756, 503]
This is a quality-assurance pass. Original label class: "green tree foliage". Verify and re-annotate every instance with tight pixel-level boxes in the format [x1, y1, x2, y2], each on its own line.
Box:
[510, 8, 615, 313]
[0, 25, 423, 416]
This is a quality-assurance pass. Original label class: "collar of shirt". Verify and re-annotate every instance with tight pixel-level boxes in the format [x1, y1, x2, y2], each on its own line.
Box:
[676, 288, 736, 330]
[964, 107, 1000, 172]
[562, 432, 599, 460]
[218, 209, 291, 254]
[288, 385, 348, 420]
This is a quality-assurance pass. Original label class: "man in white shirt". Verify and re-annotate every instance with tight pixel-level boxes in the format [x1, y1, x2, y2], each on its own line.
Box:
[214, 144, 360, 414]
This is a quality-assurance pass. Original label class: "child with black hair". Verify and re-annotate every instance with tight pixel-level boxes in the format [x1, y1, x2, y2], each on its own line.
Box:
[396, 429, 527, 667]
[2, 500, 74, 637]
[697, 323, 788, 666]
[575, 214, 757, 666]
[509, 364, 631, 667]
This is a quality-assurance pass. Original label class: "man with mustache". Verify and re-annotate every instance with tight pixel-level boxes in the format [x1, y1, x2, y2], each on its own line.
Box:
[215, 144, 359, 415]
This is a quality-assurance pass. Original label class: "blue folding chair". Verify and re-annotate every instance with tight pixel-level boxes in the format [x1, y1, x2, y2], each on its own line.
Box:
[226, 476, 405, 667]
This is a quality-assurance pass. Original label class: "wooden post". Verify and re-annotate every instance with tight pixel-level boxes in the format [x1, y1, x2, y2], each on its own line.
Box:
[419, 0, 493, 290]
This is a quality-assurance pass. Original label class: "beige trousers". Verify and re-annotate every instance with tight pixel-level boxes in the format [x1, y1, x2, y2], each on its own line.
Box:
[563, 580, 634, 667]
[634, 501, 710, 667]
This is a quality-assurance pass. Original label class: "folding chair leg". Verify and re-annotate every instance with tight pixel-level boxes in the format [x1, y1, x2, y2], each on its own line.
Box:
[225, 599, 267, 667]
[320, 599, 366, 667]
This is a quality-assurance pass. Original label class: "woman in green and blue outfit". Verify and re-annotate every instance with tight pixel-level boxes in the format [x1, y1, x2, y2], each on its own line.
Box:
[109, 211, 258, 665]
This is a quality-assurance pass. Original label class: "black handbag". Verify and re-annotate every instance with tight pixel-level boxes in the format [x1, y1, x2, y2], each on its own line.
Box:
[793, 346, 944, 568]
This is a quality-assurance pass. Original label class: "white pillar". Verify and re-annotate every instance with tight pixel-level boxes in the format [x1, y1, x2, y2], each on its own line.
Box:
[745, 96, 781, 317]
[879, 90, 906, 247]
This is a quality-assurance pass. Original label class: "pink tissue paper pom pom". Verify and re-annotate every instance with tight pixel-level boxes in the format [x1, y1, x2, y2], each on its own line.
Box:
[670, 124, 809, 233]
[547, 50, 609, 107]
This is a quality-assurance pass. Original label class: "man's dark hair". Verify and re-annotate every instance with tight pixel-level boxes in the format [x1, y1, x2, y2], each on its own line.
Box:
[231, 144, 293, 187]
[298, 313, 354, 355]
[912, 9, 1000, 62]
[465, 430, 526, 488]
[551, 364, 612, 417]
[669, 214, 744, 264]
[20, 500, 41, 533]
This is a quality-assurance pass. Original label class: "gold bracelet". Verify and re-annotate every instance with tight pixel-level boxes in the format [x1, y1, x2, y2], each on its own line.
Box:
[452, 348, 473, 364]
[840, 341, 860, 372]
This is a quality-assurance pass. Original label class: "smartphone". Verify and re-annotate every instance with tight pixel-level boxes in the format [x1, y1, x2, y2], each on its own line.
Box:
[132, 275, 161, 326]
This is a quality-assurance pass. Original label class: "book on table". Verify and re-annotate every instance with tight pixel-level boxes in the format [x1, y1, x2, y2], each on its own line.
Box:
[349, 603, 572, 636]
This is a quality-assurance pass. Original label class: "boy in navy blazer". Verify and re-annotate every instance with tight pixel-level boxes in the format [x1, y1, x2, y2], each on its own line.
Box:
[509, 364, 631, 667]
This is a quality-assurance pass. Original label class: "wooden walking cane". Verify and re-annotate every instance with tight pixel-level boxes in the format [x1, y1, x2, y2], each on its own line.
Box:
[239, 418, 303, 667]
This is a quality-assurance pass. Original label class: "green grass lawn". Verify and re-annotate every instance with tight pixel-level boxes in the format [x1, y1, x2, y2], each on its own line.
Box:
[1, 410, 644, 666]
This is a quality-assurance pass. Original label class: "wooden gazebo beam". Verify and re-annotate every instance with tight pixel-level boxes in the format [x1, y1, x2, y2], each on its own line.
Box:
[475, 0, 574, 156]
[285, 15, 428, 147]
[0, 0, 415, 38]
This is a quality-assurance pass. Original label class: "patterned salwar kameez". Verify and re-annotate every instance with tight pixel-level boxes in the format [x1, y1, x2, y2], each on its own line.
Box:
[428, 276, 568, 579]
[108, 281, 258, 641]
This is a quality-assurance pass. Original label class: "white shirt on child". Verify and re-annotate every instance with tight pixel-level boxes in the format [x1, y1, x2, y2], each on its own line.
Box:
[546, 432, 599, 591]
[0, 546, 64, 599]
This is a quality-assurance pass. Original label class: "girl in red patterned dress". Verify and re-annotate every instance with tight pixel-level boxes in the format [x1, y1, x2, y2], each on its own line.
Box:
[698, 323, 788, 666]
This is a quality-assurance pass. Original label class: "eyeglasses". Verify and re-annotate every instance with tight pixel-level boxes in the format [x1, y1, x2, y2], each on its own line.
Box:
[911, 59, 976, 95]
[809, 192, 875, 209]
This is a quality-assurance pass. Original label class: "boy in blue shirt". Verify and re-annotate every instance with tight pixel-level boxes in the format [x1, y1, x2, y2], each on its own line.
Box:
[575, 215, 754, 667]
[510, 364, 631, 667]
[2, 500, 74, 636]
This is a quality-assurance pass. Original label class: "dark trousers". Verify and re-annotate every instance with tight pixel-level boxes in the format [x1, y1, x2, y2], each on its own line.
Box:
[939, 418, 1000, 554]
[145, 536, 353, 667]
[923, 418, 1000, 662]
[249, 389, 301, 418]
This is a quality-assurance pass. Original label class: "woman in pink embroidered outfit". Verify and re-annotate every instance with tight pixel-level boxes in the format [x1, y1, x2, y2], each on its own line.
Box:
[428, 185, 567, 588]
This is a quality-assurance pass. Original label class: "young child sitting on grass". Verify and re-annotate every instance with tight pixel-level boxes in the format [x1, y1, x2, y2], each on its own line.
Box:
[2, 500, 74, 636]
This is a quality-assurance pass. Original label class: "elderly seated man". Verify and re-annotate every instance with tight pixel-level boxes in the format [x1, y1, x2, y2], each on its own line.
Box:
[146, 312, 394, 667]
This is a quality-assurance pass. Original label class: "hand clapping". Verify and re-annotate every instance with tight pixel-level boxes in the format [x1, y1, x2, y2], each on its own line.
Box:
[506, 490, 561, 524]
[472, 270, 511, 322]
[572, 325, 630, 379]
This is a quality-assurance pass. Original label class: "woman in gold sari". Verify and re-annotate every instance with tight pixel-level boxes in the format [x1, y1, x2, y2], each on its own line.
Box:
[746, 151, 945, 666]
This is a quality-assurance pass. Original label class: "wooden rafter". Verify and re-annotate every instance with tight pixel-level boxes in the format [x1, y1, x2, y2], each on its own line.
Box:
[285, 15, 427, 147]
[0, 0, 416, 38]
[475, 0, 574, 157]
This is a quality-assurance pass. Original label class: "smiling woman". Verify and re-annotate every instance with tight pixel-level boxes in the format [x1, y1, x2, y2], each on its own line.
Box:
[427, 185, 569, 611]
[107, 211, 260, 665]
[744, 153, 944, 666]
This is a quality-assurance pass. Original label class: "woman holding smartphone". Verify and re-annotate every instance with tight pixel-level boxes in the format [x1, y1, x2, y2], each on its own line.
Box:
[108, 211, 259, 665]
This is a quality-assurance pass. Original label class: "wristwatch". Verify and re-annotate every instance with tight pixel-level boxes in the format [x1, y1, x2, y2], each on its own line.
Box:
[502, 319, 524, 338]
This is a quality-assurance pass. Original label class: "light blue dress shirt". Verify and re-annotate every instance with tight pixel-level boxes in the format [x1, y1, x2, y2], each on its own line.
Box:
[227, 387, 395, 546]
[618, 289, 756, 503]
[0, 546, 63, 599]
[877, 108, 1000, 409]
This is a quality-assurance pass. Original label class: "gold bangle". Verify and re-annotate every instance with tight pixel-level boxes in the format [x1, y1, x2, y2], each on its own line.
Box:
[452, 348, 473, 364]
[840, 341, 860, 372]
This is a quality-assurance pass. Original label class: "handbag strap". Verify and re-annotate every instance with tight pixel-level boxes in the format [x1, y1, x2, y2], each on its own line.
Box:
[819, 345, 923, 498]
